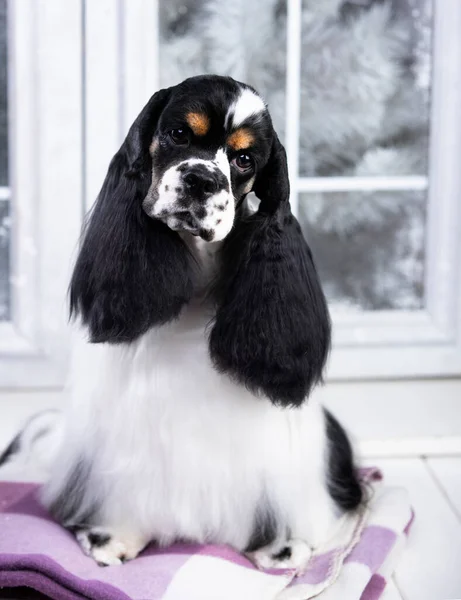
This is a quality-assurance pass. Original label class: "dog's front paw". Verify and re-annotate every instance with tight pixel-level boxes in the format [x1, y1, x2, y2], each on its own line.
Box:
[73, 527, 147, 566]
[246, 538, 312, 577]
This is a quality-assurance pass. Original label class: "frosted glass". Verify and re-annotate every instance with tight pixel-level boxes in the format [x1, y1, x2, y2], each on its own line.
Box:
[299, 189, 426, 311]
[158, 0, 432, 312]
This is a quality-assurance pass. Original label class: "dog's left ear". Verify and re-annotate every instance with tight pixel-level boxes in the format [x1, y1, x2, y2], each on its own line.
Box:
[209, 132, 331, 407]
[70, 87, 195, 344]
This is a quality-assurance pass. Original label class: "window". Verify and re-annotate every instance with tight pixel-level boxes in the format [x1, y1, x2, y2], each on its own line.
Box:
[3, 0, 459, 388]
[156, 0, 461, 379]
[160, 0, 431, 314]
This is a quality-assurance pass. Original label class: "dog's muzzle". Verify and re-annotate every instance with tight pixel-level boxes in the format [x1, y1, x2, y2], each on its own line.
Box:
[144, 157, 234, 242]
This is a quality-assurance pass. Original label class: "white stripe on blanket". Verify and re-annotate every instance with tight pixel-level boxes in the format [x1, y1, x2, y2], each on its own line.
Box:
[162, 555, 290, 600]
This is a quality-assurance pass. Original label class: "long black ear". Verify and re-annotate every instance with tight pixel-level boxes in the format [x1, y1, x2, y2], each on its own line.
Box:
[70, 88, 195, 343]
[209, 133, 331, 407]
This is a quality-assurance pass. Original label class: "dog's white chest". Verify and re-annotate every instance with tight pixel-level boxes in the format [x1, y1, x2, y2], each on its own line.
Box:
[68, 305, 326, 549]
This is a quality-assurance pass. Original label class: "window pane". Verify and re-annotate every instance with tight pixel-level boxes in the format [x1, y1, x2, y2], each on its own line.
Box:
[157, 0, 431, 314]
[299, 0, 432, 177]
[0, 0, 8, 321]
[158, 0, 287, 136]
[299, 190, 426, 311]
[158, 1, 432, 179]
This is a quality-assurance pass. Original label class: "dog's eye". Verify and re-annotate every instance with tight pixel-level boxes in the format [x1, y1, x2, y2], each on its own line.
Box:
[169, 128, 190, 146]
[232, 154, 253, 173]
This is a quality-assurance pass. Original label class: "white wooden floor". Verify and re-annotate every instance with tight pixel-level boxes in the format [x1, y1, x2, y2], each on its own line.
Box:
[377, 457, 461, 600]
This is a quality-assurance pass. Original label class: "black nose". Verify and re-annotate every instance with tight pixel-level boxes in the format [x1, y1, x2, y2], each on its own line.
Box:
[183, 168, 219, 197]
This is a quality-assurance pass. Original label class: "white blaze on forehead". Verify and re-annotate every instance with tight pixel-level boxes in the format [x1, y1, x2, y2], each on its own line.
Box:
[226, 88, 266, 129]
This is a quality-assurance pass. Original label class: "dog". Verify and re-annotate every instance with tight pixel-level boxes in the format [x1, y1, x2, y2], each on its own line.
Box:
[1, 75, 362, 573]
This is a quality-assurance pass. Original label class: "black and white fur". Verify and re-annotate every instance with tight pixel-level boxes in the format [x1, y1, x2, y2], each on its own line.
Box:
[1, 75, 362, 572]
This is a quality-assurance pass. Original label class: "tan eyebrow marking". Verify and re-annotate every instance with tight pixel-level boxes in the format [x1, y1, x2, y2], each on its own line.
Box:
[185, 112, 210, 136]
[227, 127, 255, 151]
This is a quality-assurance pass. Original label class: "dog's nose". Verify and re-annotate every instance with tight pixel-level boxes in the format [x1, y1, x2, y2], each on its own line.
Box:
[183, 169, 219, 197]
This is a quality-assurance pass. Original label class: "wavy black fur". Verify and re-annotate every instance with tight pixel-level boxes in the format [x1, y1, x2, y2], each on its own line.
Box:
[0, 432, 20, 466]
[210, 134, 331, 406]
[325, 409, 363, 511]
[70, 88, 195, 343]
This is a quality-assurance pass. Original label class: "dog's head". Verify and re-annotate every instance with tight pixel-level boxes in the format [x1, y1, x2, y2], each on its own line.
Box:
[142, 77, 272, 242]
[71, 75, 331, 406]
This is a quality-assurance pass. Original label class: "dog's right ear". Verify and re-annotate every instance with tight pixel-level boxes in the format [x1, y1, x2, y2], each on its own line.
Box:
[210, 132, 331, 407]
[70, 87, 195, 344]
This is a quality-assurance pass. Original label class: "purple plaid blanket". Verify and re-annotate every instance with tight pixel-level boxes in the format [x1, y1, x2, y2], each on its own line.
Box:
[0, 472, 413, 600]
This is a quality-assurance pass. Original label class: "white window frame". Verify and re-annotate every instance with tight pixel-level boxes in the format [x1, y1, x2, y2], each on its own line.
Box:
[0, 0, 83, 387]
[286, 0, 461, 380]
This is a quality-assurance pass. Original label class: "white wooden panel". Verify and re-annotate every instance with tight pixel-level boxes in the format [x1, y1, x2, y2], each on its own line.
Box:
[425, 0, 461, 339]
[297, 176, 428, 193]
[0, 391, 63, 449]
[84, 0, 121, 209]
[328, 342, 461, 380]
[121, 0, 159, 132]
[427, 457, 461, 520]
[1, 0, 83, 387]
[319, 378, 461, 443]
[285, 0, 301, 217]
[36, 0, 83, 363]
[331, 310, 448, 346]
[377, 459, 461, 600]
[84, 0, 160, 211]
[8, 0, 39, 346]
[361, 437, 461, 460]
